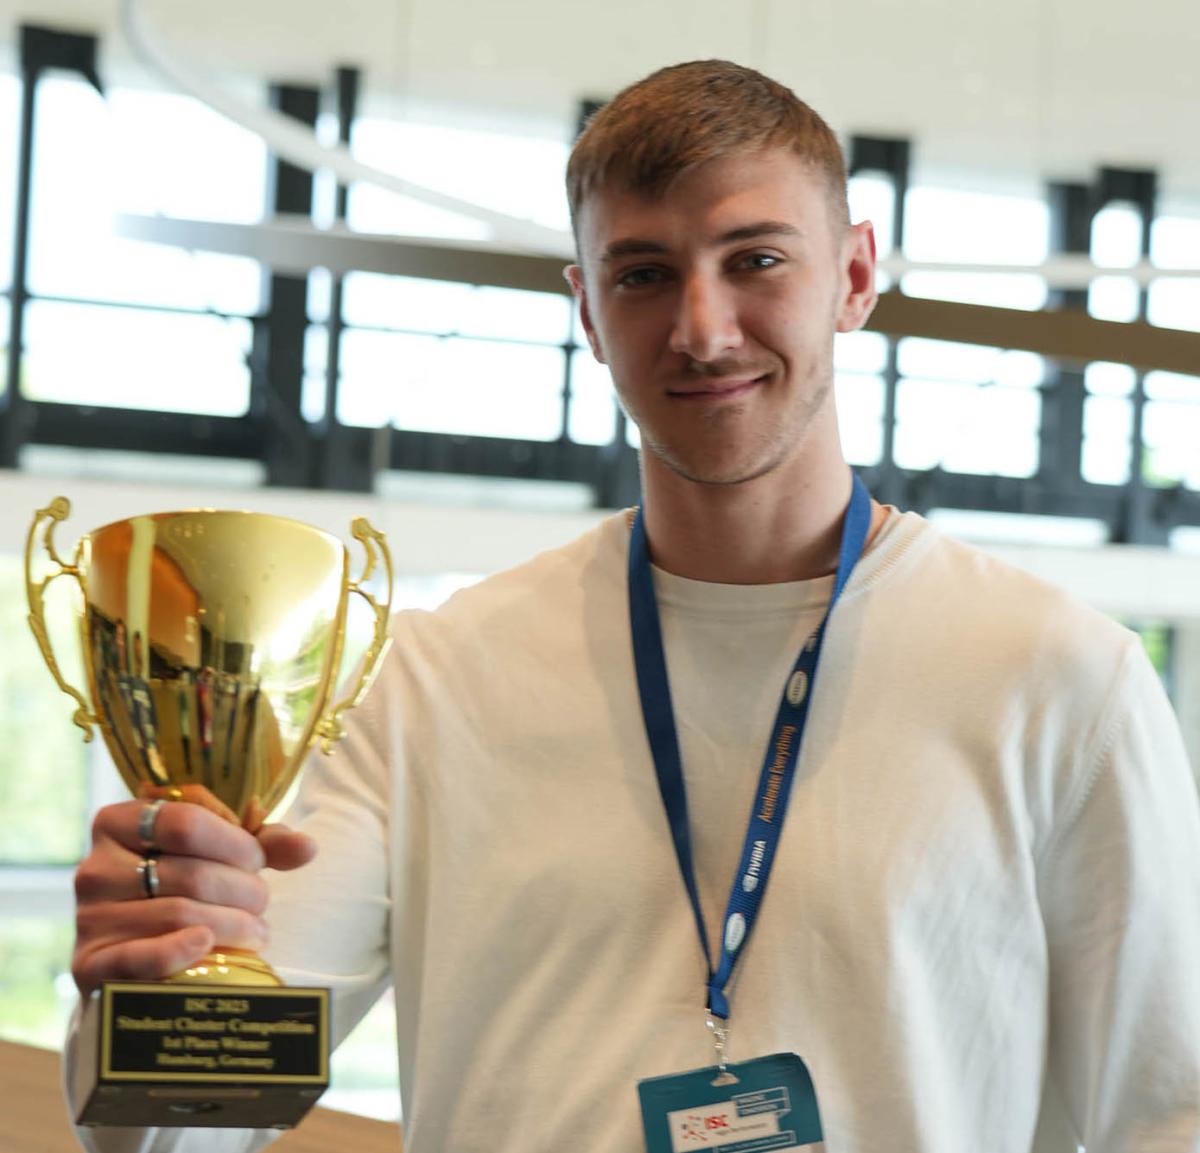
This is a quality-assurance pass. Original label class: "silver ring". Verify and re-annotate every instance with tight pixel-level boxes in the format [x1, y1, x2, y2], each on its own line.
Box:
[137, 799, 166, 853]
[137, 856, 160, 899]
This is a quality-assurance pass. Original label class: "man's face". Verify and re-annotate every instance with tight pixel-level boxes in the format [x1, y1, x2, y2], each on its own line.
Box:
[567, 149, 876, 488]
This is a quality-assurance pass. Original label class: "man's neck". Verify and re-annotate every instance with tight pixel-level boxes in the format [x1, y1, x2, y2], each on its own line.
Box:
[640, 453, 884, 585]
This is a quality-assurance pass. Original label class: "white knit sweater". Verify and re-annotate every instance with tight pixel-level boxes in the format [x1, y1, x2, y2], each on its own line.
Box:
[68, 510, 1200, 1152]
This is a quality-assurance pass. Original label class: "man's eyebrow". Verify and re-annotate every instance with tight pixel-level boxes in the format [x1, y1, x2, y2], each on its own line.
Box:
[599, 221, 804, 262]
[717, 221, 804, 244]
[599, 238, 670, 263]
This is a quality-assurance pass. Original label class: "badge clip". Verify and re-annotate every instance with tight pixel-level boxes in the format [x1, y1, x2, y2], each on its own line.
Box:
[706, 1013, 739, 1086]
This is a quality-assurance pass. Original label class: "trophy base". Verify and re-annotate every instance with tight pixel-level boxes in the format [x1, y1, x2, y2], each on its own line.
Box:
[73, 980, 330, 1129]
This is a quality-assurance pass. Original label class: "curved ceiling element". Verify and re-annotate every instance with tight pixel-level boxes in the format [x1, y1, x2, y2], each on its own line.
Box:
[121, 0, 574, 258]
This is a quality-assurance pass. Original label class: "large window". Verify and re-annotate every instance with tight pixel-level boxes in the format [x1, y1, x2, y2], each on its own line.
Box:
[1080, 205, 1200, 491]
[5, 74, 265, 415]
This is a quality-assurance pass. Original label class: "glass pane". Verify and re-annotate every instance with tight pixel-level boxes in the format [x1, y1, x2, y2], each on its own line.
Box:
[325, 991, 401, 1120]
[1091, 204, 1143, 267]
[901, 185, 1048, 309]
[835, 372, 884, 466]
[1144, 399, 1200, 489]
[308, 267, 331, 324]
[339, 332, 564, 440]
[1082, 395, 1133, 484]
[302, 372, 328, 424]
[897, 338, 1043, 388]
[572, 301, 589, 349]
[894, 378, 1040, 477]
[349, 118, 570, 235]
[456, 287, 571, 346]
[993, 351, 1046, 390]
[107, 87, 267, 224]
[0, 915, 75, 1048]
[0, 296, 8, 398]
[0, 554, 90, 864]
[0, 74, 19, 294]
[1147, 278, 1200, 333]
[1145, 370, 1200, 403]
[1088, 276, 1140, 323]
[834, 330, 888, 375]
[904, 187, 1049, 264]
[926, 509, 1108, 548]
[1132, 623, 1173, 684]
[23, 301, 252, 416]
[305, 325, 329, 373]
[28, 79, 265, 312]
[1151, 213, 1200, 268]
[847, 173, 895, 256]
[567, 350, 617, 445]
[343, 273, 474, 331]
[1085, 362, 1136, 397]
[900, 271, 1047, 310]
[348, 184, 491, 241]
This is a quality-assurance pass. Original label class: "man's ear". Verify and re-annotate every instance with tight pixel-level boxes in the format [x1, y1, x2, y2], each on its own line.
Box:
[835, 221, 878, 334]
[564, 264, 606, 364]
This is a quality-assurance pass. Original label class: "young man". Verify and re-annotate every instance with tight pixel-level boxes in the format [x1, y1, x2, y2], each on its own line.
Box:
[67, 61, 1200, 1152]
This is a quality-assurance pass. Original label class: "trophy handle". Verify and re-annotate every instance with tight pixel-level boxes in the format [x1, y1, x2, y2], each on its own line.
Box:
[24, 496, 97, 742]
[314, 516, 394, 754]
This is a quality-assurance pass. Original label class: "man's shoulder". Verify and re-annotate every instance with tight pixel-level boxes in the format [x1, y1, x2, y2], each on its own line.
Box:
[878, 513, 1138, 681]
[393, 510, 626, 648]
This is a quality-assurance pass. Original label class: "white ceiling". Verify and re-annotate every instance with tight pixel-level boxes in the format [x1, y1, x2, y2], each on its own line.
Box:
[2, 0, 1199, 206]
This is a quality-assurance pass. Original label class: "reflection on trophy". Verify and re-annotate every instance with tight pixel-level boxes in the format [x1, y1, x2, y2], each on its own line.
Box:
[25, 496, 393, 1129]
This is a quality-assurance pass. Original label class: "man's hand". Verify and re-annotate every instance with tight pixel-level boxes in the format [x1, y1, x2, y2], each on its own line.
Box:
[72, 790, 316, 997]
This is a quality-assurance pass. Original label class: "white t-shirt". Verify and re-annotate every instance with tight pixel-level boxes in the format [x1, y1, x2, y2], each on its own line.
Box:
[67, 510, 1200, 1152]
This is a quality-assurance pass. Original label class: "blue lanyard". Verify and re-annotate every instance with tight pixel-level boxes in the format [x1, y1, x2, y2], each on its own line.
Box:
[628, 475, 872, 1021]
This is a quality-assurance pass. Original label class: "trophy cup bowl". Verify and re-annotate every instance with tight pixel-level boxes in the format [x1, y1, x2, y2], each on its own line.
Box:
[25, 496, 394, 1128]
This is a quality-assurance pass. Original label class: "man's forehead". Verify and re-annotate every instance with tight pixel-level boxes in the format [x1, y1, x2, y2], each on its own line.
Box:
[576, 148, 830, 238]
[576, 156, 829, 261]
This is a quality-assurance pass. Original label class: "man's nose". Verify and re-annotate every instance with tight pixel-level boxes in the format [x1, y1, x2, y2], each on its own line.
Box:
[668, 275, 743, 364]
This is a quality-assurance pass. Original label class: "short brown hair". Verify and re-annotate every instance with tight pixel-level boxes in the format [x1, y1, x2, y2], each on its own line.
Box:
[567, 60, 849, 244]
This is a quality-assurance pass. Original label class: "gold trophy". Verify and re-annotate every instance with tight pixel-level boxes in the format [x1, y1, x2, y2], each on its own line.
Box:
[25, 496, 394, 1129]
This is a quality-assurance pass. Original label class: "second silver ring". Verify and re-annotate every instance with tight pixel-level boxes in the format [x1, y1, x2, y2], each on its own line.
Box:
[137, 856, 161, 899]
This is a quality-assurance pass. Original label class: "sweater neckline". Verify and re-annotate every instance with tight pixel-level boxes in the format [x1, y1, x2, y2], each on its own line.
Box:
[613, 506, 931, 617]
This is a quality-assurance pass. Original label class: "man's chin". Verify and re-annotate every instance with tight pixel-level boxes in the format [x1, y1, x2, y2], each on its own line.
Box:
[653, 446, 785, 488]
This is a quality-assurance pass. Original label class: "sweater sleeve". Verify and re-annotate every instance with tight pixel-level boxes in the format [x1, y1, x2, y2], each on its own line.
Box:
[63, 640, 401, 1152]
[1038, 638, 1200, 1151]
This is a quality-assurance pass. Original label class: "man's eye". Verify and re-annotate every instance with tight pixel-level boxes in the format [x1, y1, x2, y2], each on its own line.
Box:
[616, 266, 665, 288]
[739, 253, 781, 271]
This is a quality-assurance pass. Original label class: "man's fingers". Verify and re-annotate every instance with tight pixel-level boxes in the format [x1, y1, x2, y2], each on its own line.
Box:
[77, 899, 267, 955]
[258, 824, 318, 872]
[73, 926, 215, 999]
[92, 798, 266, 872]
[75, 853, 270, 913]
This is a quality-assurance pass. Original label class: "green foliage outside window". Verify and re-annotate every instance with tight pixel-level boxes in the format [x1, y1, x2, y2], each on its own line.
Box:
[0, 916, 74, 1047]
[0, 555, 91, 864]
[1132, 621, 1173, 690]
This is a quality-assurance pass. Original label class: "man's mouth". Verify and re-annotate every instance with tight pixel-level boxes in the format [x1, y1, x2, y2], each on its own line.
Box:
[668, 373, 768, 400]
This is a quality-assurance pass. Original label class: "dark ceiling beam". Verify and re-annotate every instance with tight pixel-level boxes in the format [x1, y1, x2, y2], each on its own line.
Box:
[866, 291, 1200, 377]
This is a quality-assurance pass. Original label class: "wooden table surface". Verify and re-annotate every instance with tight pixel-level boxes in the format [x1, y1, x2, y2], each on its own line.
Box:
[0, 1040, 402, 1153]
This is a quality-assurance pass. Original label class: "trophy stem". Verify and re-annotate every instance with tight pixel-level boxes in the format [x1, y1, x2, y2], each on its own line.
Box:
[171, 949, 283, 987]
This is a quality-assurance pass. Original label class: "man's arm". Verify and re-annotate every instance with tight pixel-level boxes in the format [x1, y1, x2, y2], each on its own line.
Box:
[1039, 639, 1200, 1151]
